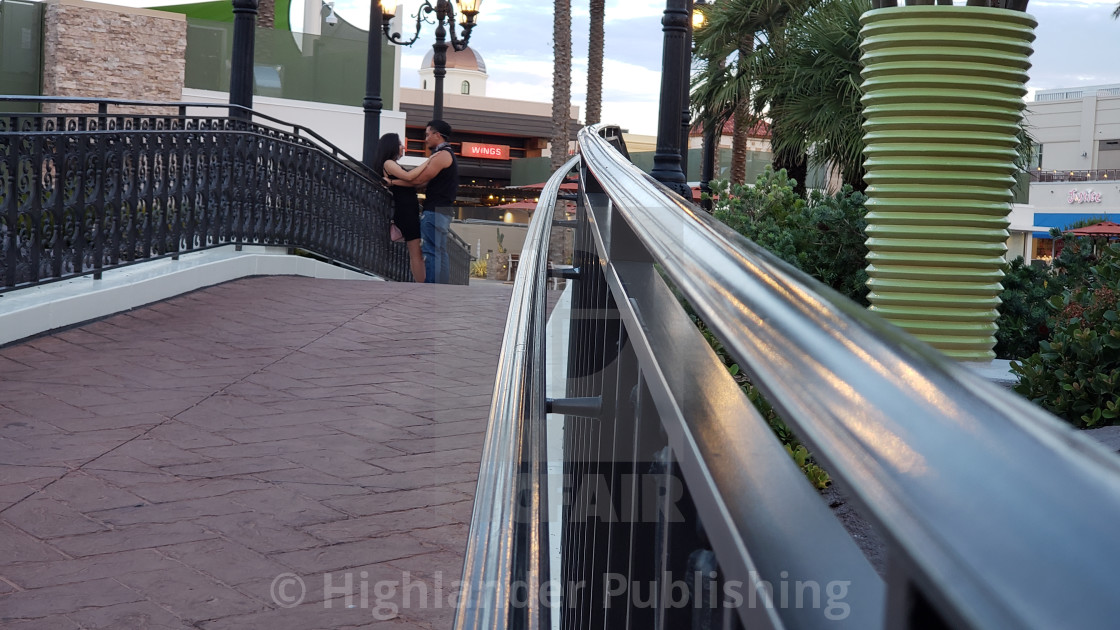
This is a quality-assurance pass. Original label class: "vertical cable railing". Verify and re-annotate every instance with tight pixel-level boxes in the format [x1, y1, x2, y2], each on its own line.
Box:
[462, 124, 1120, 629]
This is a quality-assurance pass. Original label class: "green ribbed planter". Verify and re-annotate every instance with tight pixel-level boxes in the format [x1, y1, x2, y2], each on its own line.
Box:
[859, 7, 1036, 361]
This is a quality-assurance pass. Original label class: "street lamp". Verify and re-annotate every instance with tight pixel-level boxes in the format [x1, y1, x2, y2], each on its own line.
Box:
[362, 0, 390, 169]
[650, 0, 692, 199]
[380, 0, 483, 122]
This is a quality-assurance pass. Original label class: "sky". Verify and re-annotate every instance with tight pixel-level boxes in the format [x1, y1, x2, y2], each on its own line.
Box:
[108, 0, 1120, 136]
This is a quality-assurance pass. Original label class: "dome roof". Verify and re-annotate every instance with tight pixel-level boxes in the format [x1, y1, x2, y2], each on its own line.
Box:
[421, 46, 487, 73]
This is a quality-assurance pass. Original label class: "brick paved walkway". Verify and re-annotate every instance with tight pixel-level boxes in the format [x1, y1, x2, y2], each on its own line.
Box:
[0, 276, 513, 629]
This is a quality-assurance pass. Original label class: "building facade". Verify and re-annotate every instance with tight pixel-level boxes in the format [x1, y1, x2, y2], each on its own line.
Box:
[1009, 85, 1120, 262]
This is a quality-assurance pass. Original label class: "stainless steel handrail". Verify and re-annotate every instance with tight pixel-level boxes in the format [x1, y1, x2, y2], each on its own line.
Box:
[454, 155, 580, 629]
[577, 124, 1120, 629]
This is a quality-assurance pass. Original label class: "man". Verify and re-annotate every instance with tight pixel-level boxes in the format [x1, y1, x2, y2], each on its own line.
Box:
[387, 120, 458, 284]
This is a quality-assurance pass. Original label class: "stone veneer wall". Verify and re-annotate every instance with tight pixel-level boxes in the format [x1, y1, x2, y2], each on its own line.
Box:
[41, 0, 187, 114]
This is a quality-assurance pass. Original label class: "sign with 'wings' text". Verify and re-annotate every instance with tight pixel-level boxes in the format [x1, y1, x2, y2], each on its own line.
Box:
[461, 142, 510, 160]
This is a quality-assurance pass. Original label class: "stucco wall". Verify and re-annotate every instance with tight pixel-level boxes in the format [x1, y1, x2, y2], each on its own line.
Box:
[1027, 92, 1120, 171]
[41, 0, 187, 113]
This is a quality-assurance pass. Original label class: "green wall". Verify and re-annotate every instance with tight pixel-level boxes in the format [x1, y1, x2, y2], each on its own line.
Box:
[184, 16, 395, 108]
[0, 0, 43, 110]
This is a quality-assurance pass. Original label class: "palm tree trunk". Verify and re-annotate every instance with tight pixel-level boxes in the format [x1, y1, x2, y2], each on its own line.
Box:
[730, 35, 753, 184]
[257, 0, 275, 28]
[586, 0, 605, 126]
[550, 0, 572, 172]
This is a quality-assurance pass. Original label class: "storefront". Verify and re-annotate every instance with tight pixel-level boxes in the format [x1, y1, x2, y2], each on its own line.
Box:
[1009, 181, 1120, 263]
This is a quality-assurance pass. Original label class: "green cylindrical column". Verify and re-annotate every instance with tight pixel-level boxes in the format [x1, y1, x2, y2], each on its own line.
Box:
[859, 7, 1036, 361]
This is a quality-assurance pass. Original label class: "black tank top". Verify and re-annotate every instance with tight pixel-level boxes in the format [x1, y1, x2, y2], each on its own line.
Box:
[423, 145, 458, 214]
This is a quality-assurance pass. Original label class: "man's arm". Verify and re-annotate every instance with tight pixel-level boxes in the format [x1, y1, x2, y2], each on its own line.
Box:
[385, 158, 429, 182]
[389, 150, 451, 188]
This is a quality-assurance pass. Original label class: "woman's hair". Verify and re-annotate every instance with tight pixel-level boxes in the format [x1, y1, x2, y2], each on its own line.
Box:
[375, 133, 402, 177]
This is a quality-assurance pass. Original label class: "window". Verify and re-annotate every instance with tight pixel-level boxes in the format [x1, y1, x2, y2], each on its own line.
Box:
[461, 81, 470, 95]
[423, 80, 427, 90]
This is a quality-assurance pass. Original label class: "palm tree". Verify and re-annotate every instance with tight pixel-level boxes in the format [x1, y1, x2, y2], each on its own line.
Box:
[730, 35, 752, 184]
[586, 0, 606, 126]
[691, 0, 811, 184]
[1113, 2, 1119, 18]
[751, 0, 869, 191]
[551, 0, 572, 172]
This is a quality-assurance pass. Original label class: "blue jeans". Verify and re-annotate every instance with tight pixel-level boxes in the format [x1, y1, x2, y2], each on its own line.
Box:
[421, 211, 452, 284]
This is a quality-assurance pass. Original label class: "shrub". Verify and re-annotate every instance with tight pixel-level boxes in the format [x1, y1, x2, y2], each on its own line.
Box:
[692, 311, 831, 489]
[994, 258, 1063, 359]
[1012, 243, 1120, 427]
[470, 259, 487, 278]
[710, 167, 869, 305]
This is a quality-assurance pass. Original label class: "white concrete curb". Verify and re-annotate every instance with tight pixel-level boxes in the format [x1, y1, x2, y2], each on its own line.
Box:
[0, 246, 379, 347]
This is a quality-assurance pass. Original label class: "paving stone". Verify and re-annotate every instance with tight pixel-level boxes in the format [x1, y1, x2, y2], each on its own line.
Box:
[116, 565, 265, 622]
[0, 616, 83, 629]
[88, 495, 249, 526]
[144, 422, 236, 449]
[0, 520, 68, 564]
[121, 478, 269, 504]
[163, 456, 300, 479]
[40, 472, 147, 512]
[274, 535, 430, 575]
[194, 512, 325, 554]
[2, 549, 177, 589]
[157, 538, 291, 586]
[223, 487, 347, 527]
[50, 522, 217, 557]
[1, 495, 109, 538]
[111, 438, 214, 467]
[65, 600, 194, 629]
[0, 577, 143, 620]
[302, 504, 474, 545]
[324, 488, 472, 518]
[0, 464, 67, 487]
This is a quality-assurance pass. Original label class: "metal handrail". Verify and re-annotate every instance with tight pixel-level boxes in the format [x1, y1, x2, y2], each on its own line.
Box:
[576, 124, 1120, 628]
[1029, 168, 1120, 183]
[454, 155, 579, 629]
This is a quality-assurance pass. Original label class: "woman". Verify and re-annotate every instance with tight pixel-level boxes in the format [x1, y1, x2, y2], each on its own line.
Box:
[376, 133, 427, 283]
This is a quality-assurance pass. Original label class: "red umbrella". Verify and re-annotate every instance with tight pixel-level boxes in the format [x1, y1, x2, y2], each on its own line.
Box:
[1065, 221, 1120, 236]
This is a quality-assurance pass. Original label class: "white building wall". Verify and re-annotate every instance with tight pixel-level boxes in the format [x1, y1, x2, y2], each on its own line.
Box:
[183, 88, 407, 161]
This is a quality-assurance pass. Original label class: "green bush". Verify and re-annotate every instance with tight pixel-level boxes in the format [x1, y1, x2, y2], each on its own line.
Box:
[692, 312, 831, 489]
[994, 257, 1064, 360]
[1012, 243, 1120, 427]
[709, 167, 869, 305]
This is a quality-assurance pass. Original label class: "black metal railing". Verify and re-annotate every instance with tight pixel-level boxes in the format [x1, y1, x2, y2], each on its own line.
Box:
[458, 125, 1120, 629]
[0, 95, 469, 290]
[1030, 168, 1120, 183]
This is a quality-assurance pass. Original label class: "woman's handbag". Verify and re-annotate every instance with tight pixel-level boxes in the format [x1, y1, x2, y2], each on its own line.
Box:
[390, 222, 405, 243]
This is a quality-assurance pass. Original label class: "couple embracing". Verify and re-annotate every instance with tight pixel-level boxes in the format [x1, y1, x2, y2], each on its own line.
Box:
[377, 119, 459, 284]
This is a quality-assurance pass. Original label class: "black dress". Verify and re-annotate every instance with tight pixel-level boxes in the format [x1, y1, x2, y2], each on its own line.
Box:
[391, 185, 421, 242]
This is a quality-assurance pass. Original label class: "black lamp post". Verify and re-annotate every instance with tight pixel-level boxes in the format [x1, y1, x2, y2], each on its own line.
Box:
[650, 0, 693, 199]
[362, 3, 385, 169]
[229, 0, 259, 120]
[381, 0, 482, 122]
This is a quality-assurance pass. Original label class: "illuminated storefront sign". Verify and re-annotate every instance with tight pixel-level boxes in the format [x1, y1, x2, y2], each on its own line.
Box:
[461, 142, 510, 160]
[1068, 188, 1103, 204]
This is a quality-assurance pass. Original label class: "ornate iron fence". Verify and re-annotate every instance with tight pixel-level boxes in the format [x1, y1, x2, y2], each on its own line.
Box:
[458, 125, 1120, 629]
[0, 95, 476, 291]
